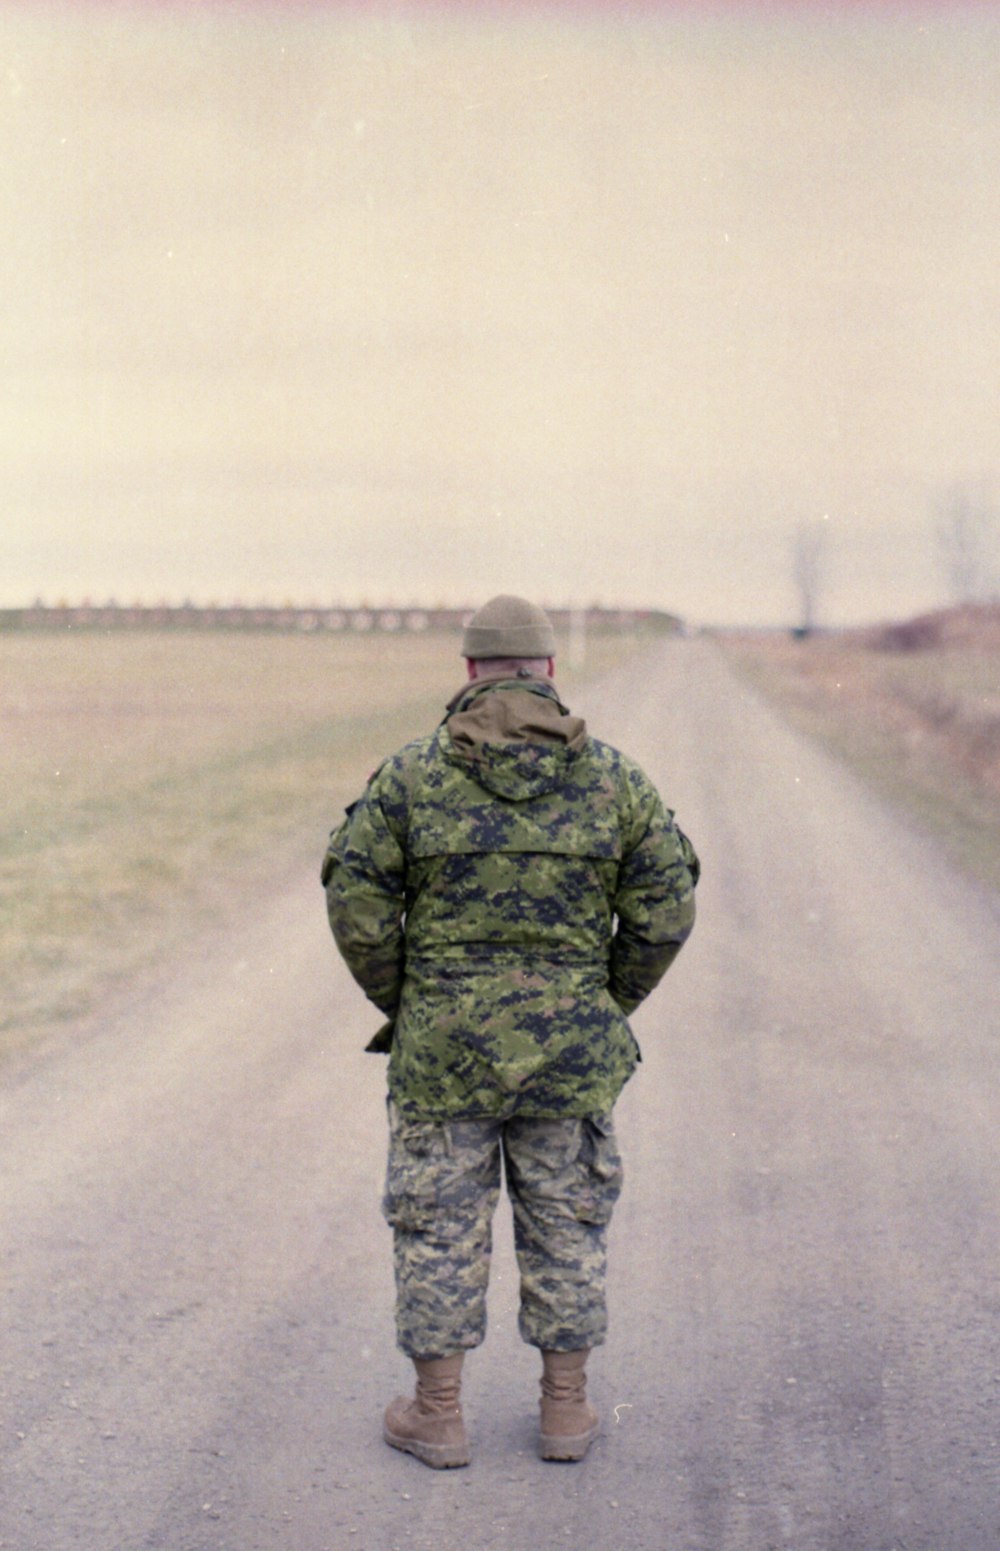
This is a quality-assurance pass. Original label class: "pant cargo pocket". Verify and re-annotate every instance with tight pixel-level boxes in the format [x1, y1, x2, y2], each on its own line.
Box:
[382, 1109, 446, 1233]
[576, 1115, 624, 1225]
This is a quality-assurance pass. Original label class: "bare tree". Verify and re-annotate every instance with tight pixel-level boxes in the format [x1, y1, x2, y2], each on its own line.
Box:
[935, 480, 999, 603]
[791, 519, 827, 636]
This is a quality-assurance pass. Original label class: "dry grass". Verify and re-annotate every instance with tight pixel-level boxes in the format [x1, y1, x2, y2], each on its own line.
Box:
[0, 625, 646, 1058]
[720, 606, 1000, 891]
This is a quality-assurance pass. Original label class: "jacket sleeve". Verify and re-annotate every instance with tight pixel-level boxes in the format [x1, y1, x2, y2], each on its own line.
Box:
[320, 763, 407, 1017]
[608, 774, 699, 1016]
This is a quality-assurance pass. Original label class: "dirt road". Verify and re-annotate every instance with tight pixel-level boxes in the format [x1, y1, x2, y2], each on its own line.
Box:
[3, 639, 1000, 1551]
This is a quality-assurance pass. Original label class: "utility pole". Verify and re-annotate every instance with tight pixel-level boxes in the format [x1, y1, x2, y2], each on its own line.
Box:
[568, 606, 586, 670]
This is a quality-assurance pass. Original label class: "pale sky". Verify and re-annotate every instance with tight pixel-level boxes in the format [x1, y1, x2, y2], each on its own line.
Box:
[3, 1, 998, 625]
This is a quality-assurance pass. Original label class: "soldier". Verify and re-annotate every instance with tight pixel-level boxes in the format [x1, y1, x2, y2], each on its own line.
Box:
[321, 595, 698, 1468]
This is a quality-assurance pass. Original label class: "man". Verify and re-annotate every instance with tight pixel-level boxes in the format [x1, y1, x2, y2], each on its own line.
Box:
[321, 595, 698, 1468]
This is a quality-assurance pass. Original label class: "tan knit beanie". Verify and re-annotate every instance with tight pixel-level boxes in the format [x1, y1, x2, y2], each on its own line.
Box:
[461, 595, 556, 659]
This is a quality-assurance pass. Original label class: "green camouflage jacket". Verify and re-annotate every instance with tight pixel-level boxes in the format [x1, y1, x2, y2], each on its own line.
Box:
[321, 674, 698, 1118]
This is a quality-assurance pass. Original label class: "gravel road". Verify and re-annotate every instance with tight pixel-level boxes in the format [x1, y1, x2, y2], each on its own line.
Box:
[3, 638, 1000, 1551]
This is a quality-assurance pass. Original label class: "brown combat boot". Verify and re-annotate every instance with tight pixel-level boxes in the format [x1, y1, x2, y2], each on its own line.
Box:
[383, 1354, 471, 1469]
[539, 1348, 599, 1461]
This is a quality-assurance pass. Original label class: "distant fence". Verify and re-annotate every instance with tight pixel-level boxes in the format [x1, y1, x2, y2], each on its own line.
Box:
[1, 604, 685, 636]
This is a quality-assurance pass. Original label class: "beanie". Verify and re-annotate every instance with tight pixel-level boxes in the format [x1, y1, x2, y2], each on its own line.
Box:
[461, 595, 556, 659]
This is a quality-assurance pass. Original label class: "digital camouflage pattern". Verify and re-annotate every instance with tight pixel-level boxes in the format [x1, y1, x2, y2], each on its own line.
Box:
[322, 674, 699, 1119]
[383, 1102, 623, 1355]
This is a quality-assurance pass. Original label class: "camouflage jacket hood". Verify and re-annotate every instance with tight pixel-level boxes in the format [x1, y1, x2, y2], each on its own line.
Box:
[443, 676, 588, 802]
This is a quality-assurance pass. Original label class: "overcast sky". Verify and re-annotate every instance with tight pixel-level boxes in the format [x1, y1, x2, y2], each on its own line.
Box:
[3, 1, 998, 625]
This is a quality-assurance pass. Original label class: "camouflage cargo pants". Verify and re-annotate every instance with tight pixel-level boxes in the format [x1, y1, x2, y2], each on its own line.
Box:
[382, 1103, 624, 1358]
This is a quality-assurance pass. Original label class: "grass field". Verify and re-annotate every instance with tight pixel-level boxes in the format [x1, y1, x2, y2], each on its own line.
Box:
[0, 626, 648, 1059]
[720, 607, 1000, 893]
